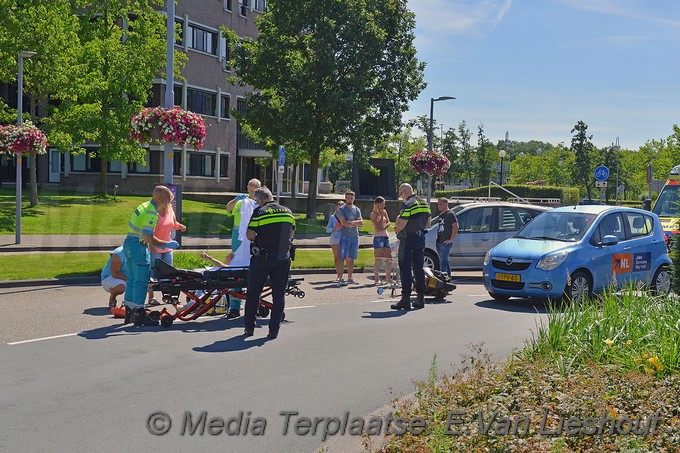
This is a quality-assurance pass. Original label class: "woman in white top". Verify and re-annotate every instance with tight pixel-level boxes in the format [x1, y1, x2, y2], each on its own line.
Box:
[326, 201, 345, 281]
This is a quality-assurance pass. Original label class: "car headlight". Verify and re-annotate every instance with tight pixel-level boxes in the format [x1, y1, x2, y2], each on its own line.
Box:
[536, 251, 569, 271]
[484, 250, 491, 266]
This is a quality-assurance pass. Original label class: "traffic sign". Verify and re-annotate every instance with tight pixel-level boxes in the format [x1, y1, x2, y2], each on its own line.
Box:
[595, 181, 608, 188]
[594, 165, 609, 181]
[278, 146, 286, 166]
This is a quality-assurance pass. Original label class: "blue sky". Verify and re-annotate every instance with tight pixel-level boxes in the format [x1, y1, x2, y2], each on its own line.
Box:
[406, 0, 680, 149]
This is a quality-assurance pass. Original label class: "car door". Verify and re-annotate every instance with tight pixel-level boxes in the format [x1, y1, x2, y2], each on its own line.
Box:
[623, 211, 656, 284]
[450, 206, 495, 268]
[591, 212, 631, 290]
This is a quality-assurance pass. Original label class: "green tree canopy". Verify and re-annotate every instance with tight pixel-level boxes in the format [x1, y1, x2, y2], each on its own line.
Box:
[226, 0, 425, 217]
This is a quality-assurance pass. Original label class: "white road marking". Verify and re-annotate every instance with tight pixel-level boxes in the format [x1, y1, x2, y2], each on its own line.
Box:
[285, 305, 316, 310]
[8, 332, 78, 345]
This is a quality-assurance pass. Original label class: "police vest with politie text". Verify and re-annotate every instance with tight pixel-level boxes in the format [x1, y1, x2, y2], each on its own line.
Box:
[247, 201, 296, 261]
[398, 195, 431, 237]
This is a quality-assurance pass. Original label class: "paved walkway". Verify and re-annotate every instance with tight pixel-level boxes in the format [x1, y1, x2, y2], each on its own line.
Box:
[0, 233, 374, 252]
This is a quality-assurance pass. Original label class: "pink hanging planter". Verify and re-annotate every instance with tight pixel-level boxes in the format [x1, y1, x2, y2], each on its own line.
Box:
[0, 121, 49, 155]
[131, 106, 207, 150]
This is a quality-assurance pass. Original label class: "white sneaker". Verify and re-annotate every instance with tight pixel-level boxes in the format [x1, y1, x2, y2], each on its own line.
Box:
[337, 278, 346, 286]
[348, 277, 358, 284]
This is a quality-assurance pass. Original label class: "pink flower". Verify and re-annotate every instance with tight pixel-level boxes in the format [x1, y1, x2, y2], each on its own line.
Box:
[0, 122, 49, 155]
[131, 106, 206, 150]
[409, 149, 450, 177]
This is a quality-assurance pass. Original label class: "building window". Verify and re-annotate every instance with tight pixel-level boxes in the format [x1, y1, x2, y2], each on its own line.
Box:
[187, 24, 218, 55]
[239, 0, 248, 16]
[70, 151, 101, 172]
[187, 88, 216, 116]
[220, 36, 231, 69]
[173, 84, 183, 107]
[236, 99, 264, 150]
[224, 0, 232, 11]
[220, 154, 229, 177]
[220, 95, 230, 119]
[188, 152, 215, 177]
[128, 151, 150, 174]
[253, 0, 266, 11]
[174, 18, 184, 46]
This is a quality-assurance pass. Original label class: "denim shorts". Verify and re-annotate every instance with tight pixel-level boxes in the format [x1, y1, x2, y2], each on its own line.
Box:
[339, 236, 359, 260]
[373, 236, 390, 249]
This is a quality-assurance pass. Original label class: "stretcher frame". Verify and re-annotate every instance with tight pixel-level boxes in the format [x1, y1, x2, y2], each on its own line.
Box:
[148, 261, 305, 328]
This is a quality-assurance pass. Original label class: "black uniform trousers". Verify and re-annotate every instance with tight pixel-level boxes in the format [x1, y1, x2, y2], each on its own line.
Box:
[244, 255, 291, 335]
[398, 233, 426, 298]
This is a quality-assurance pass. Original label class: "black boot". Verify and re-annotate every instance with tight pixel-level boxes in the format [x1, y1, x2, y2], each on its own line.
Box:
[123, 306, 133, 325]
[412, 294, 425, 309]
[133, 307, 159, 327]
[391, 296, 411, 310]
[226, 308, 241, 320]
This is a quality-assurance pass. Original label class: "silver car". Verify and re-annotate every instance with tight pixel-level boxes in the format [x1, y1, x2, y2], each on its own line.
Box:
[424, 202, 551, 270]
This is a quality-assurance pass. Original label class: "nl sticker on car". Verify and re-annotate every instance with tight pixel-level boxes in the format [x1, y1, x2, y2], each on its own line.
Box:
[495, 273, 520, 282]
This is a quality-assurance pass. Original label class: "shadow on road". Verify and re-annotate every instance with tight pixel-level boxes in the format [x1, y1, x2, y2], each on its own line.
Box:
[475, 299, 550, 314]
[362, 310, 409, 319]
[193, 334, 271, 352]
[83, 307, 112, 317]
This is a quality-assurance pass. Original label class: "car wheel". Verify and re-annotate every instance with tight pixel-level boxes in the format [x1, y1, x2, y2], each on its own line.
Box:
[424, 250, 439, 270]
[650, 265, 671, 296]
[489, 293, 510, 301]
[565, 271, 591, 304]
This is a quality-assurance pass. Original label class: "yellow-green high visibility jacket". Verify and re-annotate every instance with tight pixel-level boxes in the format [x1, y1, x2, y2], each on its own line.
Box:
[127, 200, 159, 240]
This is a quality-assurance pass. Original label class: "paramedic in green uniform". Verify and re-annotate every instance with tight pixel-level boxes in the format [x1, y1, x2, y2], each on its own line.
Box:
[123, 185, 179, 325]
[243, 187, 295, 339]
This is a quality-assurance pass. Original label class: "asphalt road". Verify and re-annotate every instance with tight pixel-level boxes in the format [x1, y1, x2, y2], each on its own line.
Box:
[0, 273, 549, 453]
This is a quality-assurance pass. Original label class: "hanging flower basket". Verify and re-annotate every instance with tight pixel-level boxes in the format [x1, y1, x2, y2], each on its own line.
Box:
[409, 149, 450, 178]
[130, 106, 206, 150]
[0, 121, 49, 155]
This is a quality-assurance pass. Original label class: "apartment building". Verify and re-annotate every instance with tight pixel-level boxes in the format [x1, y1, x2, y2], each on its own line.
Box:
[1, 0, 274, 194]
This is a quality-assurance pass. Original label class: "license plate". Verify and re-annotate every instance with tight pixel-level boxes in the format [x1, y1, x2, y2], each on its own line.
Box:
[496, 272, 520, 282]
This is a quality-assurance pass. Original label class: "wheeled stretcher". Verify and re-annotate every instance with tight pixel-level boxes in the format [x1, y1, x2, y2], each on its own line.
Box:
[146, 260, 305, 328]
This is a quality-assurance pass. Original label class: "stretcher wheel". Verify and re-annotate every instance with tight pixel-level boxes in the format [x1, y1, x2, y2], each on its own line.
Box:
[257, 305, 270, 318]
[147, 311, 161, 321]
[160, 315, 174, 328]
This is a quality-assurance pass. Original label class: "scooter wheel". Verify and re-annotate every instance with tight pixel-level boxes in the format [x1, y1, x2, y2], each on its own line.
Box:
[257, 306, 270, 318]
[160, 315, 174, 328]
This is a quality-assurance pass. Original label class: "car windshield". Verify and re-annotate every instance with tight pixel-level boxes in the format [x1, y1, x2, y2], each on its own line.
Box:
[653, 184, 680, 217]
[515, 211, 596, 242]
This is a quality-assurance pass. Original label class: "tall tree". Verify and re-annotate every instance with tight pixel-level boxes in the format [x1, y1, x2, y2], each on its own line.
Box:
[0, 0, 80, 206]
[456, 121, 474, 187]
[47, 0, 172, 196]
[475, 123, 495, 186]
[570, 120, 595, 200]
[226, 0, 425, 218]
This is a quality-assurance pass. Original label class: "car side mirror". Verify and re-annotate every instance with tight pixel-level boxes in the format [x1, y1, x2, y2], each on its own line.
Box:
[601, 234, 619, 246]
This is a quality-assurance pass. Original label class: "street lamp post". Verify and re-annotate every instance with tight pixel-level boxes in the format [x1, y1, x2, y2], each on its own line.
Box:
[613, 137, 620, 204]
[427, 96, 455, 203]
[536, 148, 543, 183]
[16, 50, 37, 245]
[499, 150, 506, 186]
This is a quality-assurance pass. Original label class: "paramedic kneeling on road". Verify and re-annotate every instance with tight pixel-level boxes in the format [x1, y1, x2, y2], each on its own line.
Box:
[391, 183, 431, 311]
[243, 187, 295, 340]
[123, 185, 179, 326]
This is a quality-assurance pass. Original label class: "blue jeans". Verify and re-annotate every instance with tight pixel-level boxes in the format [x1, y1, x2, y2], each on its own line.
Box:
[398, 234, 426, 298]
[123, 236, 150, 308]
[436, 241, 453, 276]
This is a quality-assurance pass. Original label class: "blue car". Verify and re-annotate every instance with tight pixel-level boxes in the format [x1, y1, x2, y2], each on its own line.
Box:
[482, 206, 672, 302]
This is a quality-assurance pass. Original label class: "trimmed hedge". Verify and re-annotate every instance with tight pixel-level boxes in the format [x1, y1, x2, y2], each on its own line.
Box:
[435, 185, 580, 206]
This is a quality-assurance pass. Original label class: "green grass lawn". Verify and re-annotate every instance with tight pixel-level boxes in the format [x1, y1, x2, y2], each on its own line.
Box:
[0, 249, 377, 280]
[0, 189, 377, 235]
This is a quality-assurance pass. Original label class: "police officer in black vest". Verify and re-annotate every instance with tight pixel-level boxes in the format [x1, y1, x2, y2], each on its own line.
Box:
[391, 183, 431, 310]
[244, 187, 296, 339]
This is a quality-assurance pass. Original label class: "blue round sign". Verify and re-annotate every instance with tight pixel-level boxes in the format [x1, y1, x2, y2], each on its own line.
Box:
[594, 165, 609, 181]
[278, 146, 286, 166]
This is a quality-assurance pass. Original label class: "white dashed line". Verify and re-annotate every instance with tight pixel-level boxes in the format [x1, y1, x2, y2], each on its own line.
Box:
[8, 332, 78, 345]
